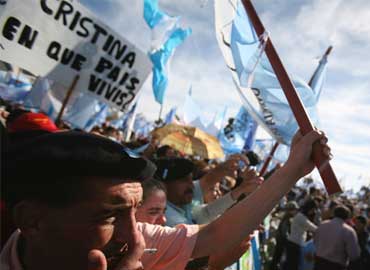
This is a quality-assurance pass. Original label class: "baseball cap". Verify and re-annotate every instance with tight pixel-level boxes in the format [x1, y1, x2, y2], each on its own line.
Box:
[7, 112, 58, 133]
[285, 201, 299, 210]
[154, 157, 194, 182]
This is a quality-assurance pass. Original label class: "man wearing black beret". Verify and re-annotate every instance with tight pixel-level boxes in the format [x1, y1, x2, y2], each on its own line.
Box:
[2, 131, 156, 270]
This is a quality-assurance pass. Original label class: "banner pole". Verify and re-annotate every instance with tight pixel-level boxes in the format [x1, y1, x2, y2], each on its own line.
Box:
[241, 0, 342, 194]
[55, 75, 80, 127]
[158, 104, 164, 123]
[308, 45, 332, 86]
[259, 142, 279, 176]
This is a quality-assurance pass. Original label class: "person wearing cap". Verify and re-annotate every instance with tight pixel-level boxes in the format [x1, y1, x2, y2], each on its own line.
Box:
[270, 201, 299, 270]
[1, 129, 331, 270]
[155, 157, 262, 227]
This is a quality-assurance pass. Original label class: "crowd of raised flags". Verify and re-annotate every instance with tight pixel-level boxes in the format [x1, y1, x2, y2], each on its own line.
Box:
[0, 0, 329, 154]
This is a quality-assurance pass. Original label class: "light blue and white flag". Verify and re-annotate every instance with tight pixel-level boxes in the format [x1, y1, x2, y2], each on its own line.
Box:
[134, 114, 155, 138]
[110, 115, 126, 130]
[243, 116, 258, 151]
[250, 230, 261, 270]
[23, 77, 50, 109]
[0, 84, 29, 102]
[39, 91, 61, 121]
[143, 0, 167, 29]
[144, 0, 191, 105]
[309, 48, 330, 102]
[143, 0, 178, 51]
[164, 106, 177, 124]
[84, 103, 109, 132]
[219, 106, 258, 154]
[215, 0, 325, 145]
[206, 106, 228, 137]
[182, 87, 208, 130]
[0, 71, 32, 102]
[149, 27, 191, 104]
[63, 93, 99, 130]
[123, 102, 138, 141]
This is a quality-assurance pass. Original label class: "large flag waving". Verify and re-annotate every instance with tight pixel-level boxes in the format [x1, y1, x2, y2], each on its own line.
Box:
[149, 28, 191, 104]
[214, 0, 325, 145]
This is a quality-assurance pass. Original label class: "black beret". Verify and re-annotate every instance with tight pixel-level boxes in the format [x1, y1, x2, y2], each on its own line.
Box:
[154, 157, 194, 182]
[3, 131, 156, 183]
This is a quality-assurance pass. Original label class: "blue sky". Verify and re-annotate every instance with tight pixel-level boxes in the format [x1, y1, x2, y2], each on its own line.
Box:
[80, 0, 370, 190]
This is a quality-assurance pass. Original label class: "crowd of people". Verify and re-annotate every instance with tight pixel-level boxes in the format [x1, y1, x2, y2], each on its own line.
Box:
[267, 185, 370, 270]
[1, 102, 369, 270]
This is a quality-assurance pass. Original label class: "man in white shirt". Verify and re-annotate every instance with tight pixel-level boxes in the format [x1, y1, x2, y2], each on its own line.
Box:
[285, 199, 318, 270]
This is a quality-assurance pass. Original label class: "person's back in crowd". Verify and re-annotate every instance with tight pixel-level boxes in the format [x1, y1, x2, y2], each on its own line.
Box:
[314, 205, 361, 270]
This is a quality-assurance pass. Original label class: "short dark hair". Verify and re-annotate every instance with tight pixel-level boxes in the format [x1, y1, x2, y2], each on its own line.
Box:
[329, 200, 339, 210]
[301, 200, 318, 216]
[333, 205, 350, 220]
[355, 215, 367, 226]
[309, 186, 318, 195]
[156, 145, 173, 158]
[246, 151, 261, 166]
[142, 179, 167, 203]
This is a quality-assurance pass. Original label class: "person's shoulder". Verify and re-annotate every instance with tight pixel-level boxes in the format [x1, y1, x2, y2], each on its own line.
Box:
[320, 219, 331, 225]
[342, 222, 356, 234]
[316, 220, 331, 231]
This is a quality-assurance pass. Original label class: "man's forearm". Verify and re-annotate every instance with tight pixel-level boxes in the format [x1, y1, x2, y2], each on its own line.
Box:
[192, 164, 299, 257]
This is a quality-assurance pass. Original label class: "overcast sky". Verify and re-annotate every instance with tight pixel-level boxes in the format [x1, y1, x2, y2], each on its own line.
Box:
[80, 0, 370, 191]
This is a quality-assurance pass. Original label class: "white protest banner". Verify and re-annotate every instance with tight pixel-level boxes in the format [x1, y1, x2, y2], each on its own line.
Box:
[0, 0, 152, 112]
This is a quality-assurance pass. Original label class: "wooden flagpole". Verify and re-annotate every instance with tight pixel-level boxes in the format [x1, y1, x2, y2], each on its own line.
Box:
[241, 0, 342, 194]
[55, 75, 80, 127]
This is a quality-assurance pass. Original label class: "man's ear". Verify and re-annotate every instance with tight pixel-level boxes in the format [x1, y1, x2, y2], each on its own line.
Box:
[13, 201, 45, 236]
